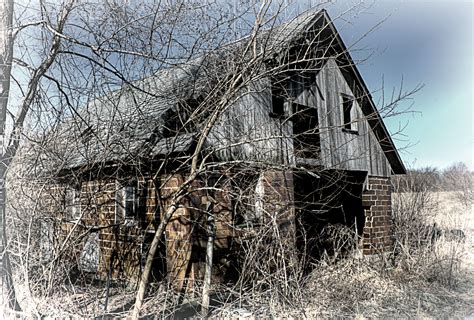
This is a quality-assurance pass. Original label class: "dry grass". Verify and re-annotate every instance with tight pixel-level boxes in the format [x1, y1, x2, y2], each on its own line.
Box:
[211, 191, 474, 319]
[1, 191, 473, 319]
[302, 191, 473, 319]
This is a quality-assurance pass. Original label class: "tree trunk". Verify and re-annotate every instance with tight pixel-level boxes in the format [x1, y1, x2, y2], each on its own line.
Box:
[0, 0, 21, 312]
[131, 202, 178, 320]
[0, 0, 13, 137]
[201, 202, 215, 318]
[1, 176, 21, 311]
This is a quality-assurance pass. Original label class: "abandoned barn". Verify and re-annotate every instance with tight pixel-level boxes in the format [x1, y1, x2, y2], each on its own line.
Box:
[20, 9, 405, 291]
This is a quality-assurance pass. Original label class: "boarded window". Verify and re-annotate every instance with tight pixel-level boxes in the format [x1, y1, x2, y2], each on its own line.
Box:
[79, 233, 99, 273]
[232, 173, 262, 226]
[40, 220, 54, 262]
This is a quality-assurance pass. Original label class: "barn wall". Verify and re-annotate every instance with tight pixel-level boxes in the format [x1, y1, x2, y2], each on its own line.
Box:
[207, 79, 294, 165]
[38, 178, 160, 282]
[39, 185, 79, 264]
[160, 173, 234, 291]
[60, 178, 162, 282]
[41, 169, 393, 287]
[208, 59, 393, 177]
[90, 179, 142, 282]
[315, 59, 392, 177]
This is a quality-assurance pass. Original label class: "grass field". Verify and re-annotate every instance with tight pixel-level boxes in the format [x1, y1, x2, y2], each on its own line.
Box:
[214, 191, 474, 319]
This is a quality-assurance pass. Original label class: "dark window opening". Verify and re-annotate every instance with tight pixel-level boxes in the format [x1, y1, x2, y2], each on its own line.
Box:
[162, 97, 201, 138]
[116, 181, 137, 219]
[270, 80, 285, 117]
[291, 103, 320, 158]
[80, 126, 94, 144]
[162, 109, 182, 138]
[342, 95, 356, 132]
[124, 186, 135, 217]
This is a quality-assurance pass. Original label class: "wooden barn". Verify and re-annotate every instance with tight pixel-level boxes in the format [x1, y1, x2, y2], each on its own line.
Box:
[25, 9, 405, 291]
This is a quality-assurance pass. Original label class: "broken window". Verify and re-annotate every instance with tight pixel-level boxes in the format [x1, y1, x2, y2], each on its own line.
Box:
[116, 181, 137, 220]
[162, 98, 201, 137]
[162, 108, 182, 138]
[291, 103, 320, 158]
[341, 94, 357, 133]
[270, 79, 285, 117]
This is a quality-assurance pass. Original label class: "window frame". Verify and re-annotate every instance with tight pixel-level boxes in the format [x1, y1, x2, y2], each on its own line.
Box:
[341, 94, 358, 134]
[65, 186, 81, 221]
[116, 180, 138, 220]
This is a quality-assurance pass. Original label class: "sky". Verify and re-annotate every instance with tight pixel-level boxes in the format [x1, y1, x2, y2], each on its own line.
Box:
[324, 0, 473, 170]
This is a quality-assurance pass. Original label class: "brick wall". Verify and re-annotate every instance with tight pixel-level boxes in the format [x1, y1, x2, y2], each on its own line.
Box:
[95, 178, 160, 282]
[161, 174, 193, 290]
[42, 170, 394, 287]
[39, 178, 158, 282]
[361, 175, 393, 255]
[161, 173, 234, 291]
[40, 172, 236, 289]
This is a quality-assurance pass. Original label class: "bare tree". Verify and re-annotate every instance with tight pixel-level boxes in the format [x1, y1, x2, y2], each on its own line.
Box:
[0, 0, 19, 311]
[442, 162, 473, 206]
[1, 0, 77, 313]
[3, 1, 419, 318]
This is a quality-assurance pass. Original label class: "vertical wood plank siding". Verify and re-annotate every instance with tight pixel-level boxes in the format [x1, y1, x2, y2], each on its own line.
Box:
[209, 58, 392, 177]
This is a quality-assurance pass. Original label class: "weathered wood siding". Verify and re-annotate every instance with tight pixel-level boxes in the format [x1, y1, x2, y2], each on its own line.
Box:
[208, 79, 294, 165]
[315, 59, 391, 176]
[208, 58, 392, 177]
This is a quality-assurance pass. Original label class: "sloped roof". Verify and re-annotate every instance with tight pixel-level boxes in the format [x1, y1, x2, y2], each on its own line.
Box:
[23, 8, 405, 175]
[43, 59, 205, 171]
[29, 9, 326, 173]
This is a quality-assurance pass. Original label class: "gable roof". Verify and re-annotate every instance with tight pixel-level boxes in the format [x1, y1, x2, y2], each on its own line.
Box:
[25, 8, 405, 175]
[316, 10, 406, 174]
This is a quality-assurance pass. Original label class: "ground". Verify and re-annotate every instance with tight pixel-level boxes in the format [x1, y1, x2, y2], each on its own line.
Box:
[0, 191, 473, 318]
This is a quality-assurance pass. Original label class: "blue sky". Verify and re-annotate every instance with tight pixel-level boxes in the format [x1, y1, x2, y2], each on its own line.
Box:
[325, 0, 473, 170]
